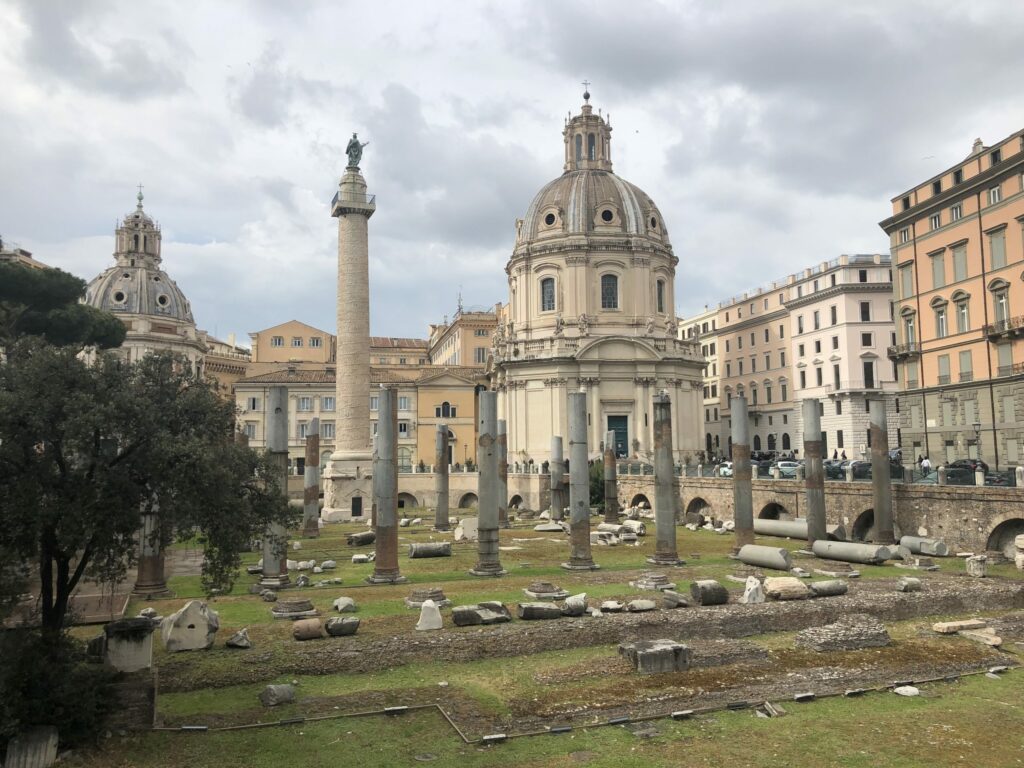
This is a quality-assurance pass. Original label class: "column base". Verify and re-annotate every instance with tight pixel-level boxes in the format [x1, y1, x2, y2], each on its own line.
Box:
[259, 575, 291, 590]
[646, 555, 686, 567]
[365, 573, 408, 585]
[561, 561, 601, 571]
[433, 525, 451, 532]
[131, 583, 172, 599]
[302, 521, 320, 538]
[469, 564, 507, 577]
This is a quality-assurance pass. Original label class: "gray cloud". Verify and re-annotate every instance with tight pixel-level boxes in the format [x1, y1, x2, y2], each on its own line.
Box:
[229, 47, 340, 128]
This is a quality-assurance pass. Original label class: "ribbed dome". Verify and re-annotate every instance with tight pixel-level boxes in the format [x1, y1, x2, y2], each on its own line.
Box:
[520, 169, 669, 243]
[85, 263, 195, 323]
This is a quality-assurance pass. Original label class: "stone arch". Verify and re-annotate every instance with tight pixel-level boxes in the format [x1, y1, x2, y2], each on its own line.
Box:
[509, 494, 523, 510]
[986, 517, 1024, 559]
[630, 493, 651, 509]
[458, 492, 478, 509]
[758, 501, 790, 520]
[852, 509, 875, 542]
[685, 497, 711, 525]
[397, 492, 418, 510]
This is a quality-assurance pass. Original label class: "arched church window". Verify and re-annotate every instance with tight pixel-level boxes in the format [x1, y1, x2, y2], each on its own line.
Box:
[782, 433, 791, 450]
[656, 280, 665, 313]
[601, 274, 618, 309]
[133, 234, 139, 251]
[588, 133, 596, 160]
[753, 434, 762, 451]
[143, 235, 147, 252]
[575, 134, 582, 162]
[540, 277, 555, 312]
[437, 401, 456, 419]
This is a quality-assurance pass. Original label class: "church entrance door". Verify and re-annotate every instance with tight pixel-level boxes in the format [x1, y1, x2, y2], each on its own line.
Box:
[607, 416, 628, 458]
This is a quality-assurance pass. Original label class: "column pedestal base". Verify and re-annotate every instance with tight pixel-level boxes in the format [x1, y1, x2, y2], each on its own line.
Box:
[259, 575, 291, 590]
[561, 561, 601, 571]
[646, 555, 686, 567]
[365, 573, 408, 585]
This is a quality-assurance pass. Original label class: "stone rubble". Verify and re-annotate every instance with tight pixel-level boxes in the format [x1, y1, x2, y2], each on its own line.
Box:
[618, 639, 690, 673]
[739, 576, 765, 605]
[325, 616, 361, 637]
[161, 600, 219, 652]
[451, 602, 512, 626]
[416, 599, 443, 631]
[795, 613, 892, 652]
[225, 628, 252, 649]
[259, 684, 295, 707]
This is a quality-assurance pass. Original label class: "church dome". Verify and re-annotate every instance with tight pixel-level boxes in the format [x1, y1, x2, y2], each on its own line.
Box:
[84, 190, 196, 325]
[522, 169, 668, 242]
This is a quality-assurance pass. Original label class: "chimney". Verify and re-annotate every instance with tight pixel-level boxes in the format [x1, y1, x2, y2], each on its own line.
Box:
[971, 137, 984, 155]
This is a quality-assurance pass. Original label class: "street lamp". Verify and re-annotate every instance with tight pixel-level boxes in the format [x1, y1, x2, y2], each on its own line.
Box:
[972, 421, 982, 461]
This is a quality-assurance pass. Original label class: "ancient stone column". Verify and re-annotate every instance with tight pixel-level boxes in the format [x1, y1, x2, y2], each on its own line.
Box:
[324, 164, 376, 518]
[869, 399, 895, 545]
[731, 395, 754, 550]
[603, 430, 619, 524]
[470, 391, 505, 576]
[261, 385, 290, 589]
[434, 423, 450, 531]
[563, 391, 598, 570]
[132, 495, 169, 597]
[550, 436, 565, 521]
[368, 386, 406, 584]
[302, 417, 320, 538]
[802, 399, 826, 549]
[497, 419, 509, 528]
[650, 393, 683, 565]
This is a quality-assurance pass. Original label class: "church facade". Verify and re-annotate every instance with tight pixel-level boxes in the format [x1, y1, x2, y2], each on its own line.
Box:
[491, 94, 705, 463]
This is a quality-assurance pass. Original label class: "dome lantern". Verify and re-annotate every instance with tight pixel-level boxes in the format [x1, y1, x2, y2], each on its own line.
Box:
[563, 89, 612, 173]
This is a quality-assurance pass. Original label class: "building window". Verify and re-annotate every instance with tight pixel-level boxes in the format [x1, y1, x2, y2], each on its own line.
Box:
[298, 396, 313, 411]
[952, 244, 967, 281]
[989, 229, 1007, 269]
[859, 302, 871, 322]
[751, 387, 758, 405]
[797, 316, 804, 334]
[435, 401, 456, 418]
[310, 337, 322, 348]
[899, 265, 913, 298]
[956, 298, 970, 333]
[800, 370, 807, 388]
[903, 314, 916, 344]
[271, 336, 284, 347]
[656, 280, 665, 313]
[765, 384, 773, 403]
[934, 304, 948, 338]
[398, 421, 409, 436]
[836, 429, 844, 448]
[899, 228, 910, 244]
[815, 367, 823, 387]
[959, 350, 973, 382]
[798, 343, 805, 357]
[991, 148, 1002, 165]
[813, 310, 820, 330]
[298, 421, 308, 439]
[474, 328, 489, 336]
[901, 196, 911, 211]
[321, 421, 335, 439]
[931, 252, 945, 289]
[937, 354, 950, 385]
[950, 203, 962, 222]
[780, 351, 786, 366]
[600, 274, 618, 309]
[243, 422, 257, 440]
[861, 332, 872, 347]
[779, 324, 785, 339]
[751, 357, 757, 373]
[830, 305, 837, 325]
[246, 396, 261, 411]
[398, 396, 411, 411]
[738, 360, 744, 375]
[764, 353, 770, 370]
[836, 399, 843, 416]
[929, 213, 941, 230]
[540, 277, 555, 312]
[750, 332, 755, 346]
[322, 396, 335, 411]
[738, 337, 743, 350]
[832, 335, 839, 350]
[993, 284, 1010, 324]
[863, 361, 876, 388]
[379, 357, 388, 364]
[474, 347, 487, 363]
[764, 328, 769, 343]
[370, 396, 379, 411]
[291, 337, 303, 347]
[988, 185, 1002, 205]
[814, 340, 822, 354]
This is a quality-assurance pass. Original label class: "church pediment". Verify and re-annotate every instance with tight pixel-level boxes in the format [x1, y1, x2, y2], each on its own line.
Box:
[575, 336, 661, 362]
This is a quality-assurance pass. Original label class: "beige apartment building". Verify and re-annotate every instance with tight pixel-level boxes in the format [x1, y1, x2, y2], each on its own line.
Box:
[0, 238, 48, 270]
[681, 306, 722, 459]
[428, 307, 498, 366]
[883, 132, 1024, 468]
[684, 255, 898, 460]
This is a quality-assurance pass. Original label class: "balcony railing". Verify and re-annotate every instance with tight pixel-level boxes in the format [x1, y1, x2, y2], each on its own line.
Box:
[887, 342, 920, 359]
[824, 380, 881, 394]
[959, 372, 974, 382]
[331, 191, 376, 209]
[937, 374, 950, 385]
[984, 315, 1024, 339]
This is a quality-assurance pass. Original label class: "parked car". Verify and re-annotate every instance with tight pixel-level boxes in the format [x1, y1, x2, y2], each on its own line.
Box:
[947, 458, 989, 474]
[771, 460, 800, 478]
[916, 466, 975, 485]
[718, 461, 734, 478]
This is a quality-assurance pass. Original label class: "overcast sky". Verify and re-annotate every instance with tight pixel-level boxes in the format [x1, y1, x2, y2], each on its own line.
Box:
[3, 1, 1024, 344]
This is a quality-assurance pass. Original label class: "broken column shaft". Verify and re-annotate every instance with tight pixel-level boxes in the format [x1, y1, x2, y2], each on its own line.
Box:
[261, 385, 290, 589]
[869, 399, 895, 545]
[470, 391, 505, 576]
[434, 423, 450, 531]
[132, 496, 169, 597]
[802, 399, 826, 548]
[563, 390, 598, 570]
[603, 429, 619, 524]
[731, 395, 754, 550]
[367, 386, 406, 584]
[302, 417, 320, 538]
[497, 418, 509, 528]
[650, 393, 683, 565]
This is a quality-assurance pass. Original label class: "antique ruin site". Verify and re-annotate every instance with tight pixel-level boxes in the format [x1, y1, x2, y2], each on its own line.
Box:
[69, 508, 1024, 768]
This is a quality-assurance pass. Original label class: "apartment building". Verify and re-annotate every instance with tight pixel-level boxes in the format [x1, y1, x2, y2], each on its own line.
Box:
[428, 307, 498, 366]
[681, 306, 723, 459]
[787, 255, 900, 458]
[882, 131, 1024, 467]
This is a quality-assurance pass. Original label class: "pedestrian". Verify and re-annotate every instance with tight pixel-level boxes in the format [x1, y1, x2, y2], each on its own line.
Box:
[921, 455, 932, 473]
[917, 454, 923, 468]
[832, 448, 838, 460]
[841, 450, 847, 460]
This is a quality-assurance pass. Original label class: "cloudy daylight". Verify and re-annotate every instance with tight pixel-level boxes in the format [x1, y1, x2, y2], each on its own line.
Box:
[4, 3, 1024, 766]
[3, 1, 1023, 338]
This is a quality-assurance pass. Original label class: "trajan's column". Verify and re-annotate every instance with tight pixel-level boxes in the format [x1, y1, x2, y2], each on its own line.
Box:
[323, 133, 375, 521]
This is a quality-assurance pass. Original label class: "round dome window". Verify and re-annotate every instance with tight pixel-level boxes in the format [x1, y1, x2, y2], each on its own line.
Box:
[156, 294, 169, 307]
[113, 291, 126, 303]
[122, 272, 130, 279]
[153, 275, 161, 282]
[650, 217, 658, 229]
[544, 213, 556, 226]
[601, 209, 614, 223]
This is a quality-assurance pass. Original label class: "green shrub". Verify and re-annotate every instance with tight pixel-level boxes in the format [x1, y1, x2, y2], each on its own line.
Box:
[0, 630, 117, 751]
